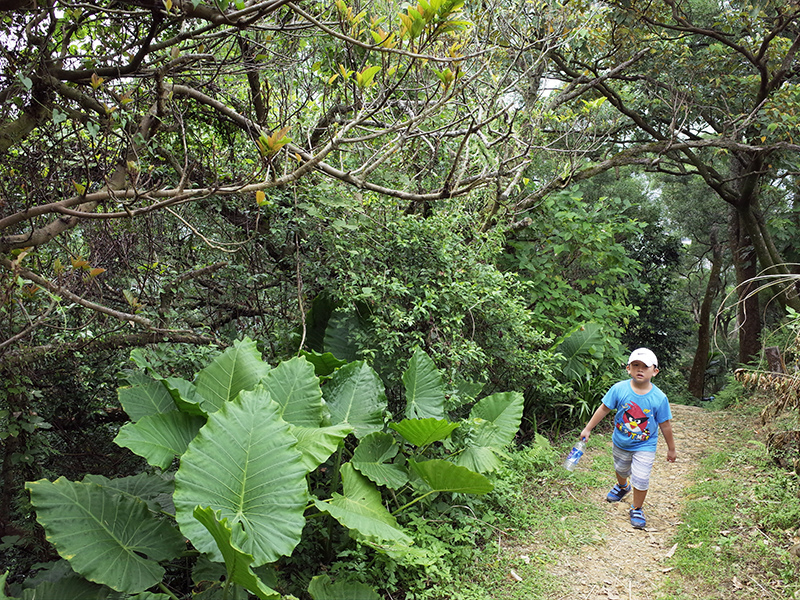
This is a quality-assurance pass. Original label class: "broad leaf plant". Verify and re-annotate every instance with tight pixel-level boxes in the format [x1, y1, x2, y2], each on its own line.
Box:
[16, 340, 523, 599]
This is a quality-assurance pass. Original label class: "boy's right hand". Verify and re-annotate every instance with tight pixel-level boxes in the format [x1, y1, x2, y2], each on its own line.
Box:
[579, 428, 591, 441]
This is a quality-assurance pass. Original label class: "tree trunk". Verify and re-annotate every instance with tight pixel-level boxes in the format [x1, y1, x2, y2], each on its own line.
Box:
[688, 232, 723, 398]
[729, 208, 761, 364]
[765, 346, 786, 374]
[727, 153, 800, 314]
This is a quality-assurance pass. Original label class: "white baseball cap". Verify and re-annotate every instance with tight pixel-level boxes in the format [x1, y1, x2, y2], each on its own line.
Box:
[628, 348, 658, 367]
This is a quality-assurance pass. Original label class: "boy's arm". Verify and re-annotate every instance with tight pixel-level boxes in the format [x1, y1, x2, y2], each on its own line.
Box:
[659, 419, 677, 462]
[579, 404, 612, 441]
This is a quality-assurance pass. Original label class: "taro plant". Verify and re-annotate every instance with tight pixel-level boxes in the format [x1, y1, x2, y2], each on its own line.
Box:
[9, 339, 523, 599]
[551, 322, 619, 423]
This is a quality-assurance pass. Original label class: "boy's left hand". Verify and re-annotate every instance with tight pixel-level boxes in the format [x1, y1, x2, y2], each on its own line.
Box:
[666, 449, 677, 462]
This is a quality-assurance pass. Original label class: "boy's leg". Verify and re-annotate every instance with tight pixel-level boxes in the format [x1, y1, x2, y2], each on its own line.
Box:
[629, 451, 656, 529]
[611, 445, 633, 484]
[629, 450, 656, 501]
[608, 446, 633, 502]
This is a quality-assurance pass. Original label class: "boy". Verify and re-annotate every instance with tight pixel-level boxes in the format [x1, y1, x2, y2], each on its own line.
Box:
[579, 348, 677, 529]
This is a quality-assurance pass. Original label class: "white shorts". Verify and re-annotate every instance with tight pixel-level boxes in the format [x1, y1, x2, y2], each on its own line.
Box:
[612, 444, 656, 491]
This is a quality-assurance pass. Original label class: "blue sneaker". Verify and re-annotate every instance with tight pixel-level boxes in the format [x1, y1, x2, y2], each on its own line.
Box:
[629, 506, 646, 529]
[606, 483, 631, 502]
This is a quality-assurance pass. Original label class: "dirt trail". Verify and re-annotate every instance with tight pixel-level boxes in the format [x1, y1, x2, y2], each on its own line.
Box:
[546, 403, 727, 600]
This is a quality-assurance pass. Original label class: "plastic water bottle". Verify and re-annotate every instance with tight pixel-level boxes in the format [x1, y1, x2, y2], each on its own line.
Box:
[563, 439, 586, 471]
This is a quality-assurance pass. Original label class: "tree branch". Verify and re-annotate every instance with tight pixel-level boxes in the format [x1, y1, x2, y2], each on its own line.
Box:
[0, 256, 153, 328]
[1, 331, 218, 367]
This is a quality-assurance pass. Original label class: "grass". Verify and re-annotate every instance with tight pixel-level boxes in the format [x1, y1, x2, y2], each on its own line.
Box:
[444, 432, 614, 600]
[658, 435, 800, 600]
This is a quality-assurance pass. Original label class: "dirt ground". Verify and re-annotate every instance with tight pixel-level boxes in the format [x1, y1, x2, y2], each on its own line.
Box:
[544, 403, 726, 600]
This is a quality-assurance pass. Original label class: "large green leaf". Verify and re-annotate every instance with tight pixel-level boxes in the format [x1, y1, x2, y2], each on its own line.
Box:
[452, 377, 484, 403]
[469, 391, 523, 448]
[408, 459, 494, 494]
[161, 376, 207, 416]
[82, 472, 173, 514]
[118, 371, 176, 421]
[114, 411, 205, 470]
[453, 392, 522, 473]
[191, 555, 277, 599]
[324, 361, 386, 438]
[299, 350, 348, 378]
[314, 463, 412, 545]
[453, 442, 502, 474]
[264, 356, 324, 427]
[288, 423, 352, 473]
[308, 574, 381, 600]
[301, 293, 337, 354]
[25, 478, 185, 594]
[194, 338, 271, 413]
[193, 507, 280, 600]
[403, 349, 445, 419]
[323, 309, 360, 362]
[554, 323, 605, 381]
[174, 387, 308, 566]
[18, 575, 111, 600]
[10, 561, 111, 600]
[453, 418, 505, 473]
[389, 418, 459, 448]
[351, 432, 408, 489]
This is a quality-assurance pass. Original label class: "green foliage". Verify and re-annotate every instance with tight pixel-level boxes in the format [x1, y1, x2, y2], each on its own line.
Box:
[561, 170, 693, 368]
[553, 322, 612, 381]
[503, 189, 644, 339]
[309, 210, 560, 410]
[531, 323, 622, 426]
[619, 222, 693, 368]
[17, 340, 524, 599]
[9, 0, 794, 594]
[752, 468, 800, 531]
[0, 375, 52, 465]
[25, 476, 185, 594]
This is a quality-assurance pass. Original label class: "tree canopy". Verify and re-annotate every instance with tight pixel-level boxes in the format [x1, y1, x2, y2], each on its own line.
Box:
[3, 0, 799, 359]
[0, 0, 572, 359]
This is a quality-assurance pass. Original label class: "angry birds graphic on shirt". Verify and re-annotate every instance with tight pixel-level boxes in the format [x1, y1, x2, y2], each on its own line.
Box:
[616, 401, 652, 442]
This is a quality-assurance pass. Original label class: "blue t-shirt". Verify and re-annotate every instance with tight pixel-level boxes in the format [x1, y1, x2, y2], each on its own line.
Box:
[601, 379, 672, 452]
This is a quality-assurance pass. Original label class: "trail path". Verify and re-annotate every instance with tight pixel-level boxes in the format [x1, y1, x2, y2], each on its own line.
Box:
[546, 403, 732, 600]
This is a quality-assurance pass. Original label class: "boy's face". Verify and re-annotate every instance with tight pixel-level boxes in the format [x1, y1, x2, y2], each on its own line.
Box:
[626, 360, 658, 383]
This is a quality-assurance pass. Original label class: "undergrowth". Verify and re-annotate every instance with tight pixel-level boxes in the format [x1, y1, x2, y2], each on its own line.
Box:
[439, 433, 610, 600]
[659, 403, 800, 600]
[290, 433, 570, 600]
